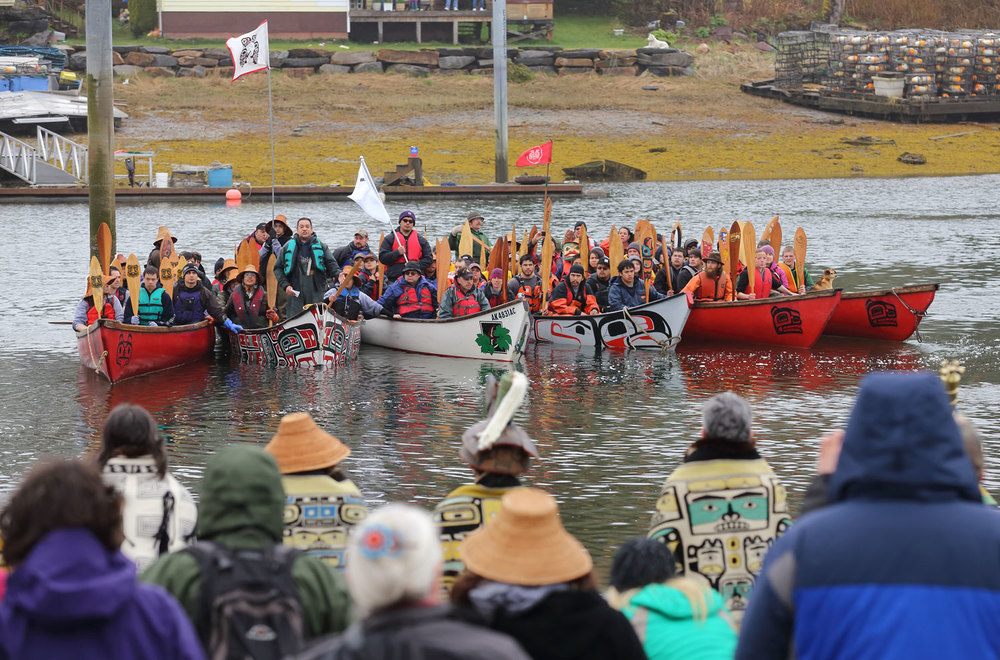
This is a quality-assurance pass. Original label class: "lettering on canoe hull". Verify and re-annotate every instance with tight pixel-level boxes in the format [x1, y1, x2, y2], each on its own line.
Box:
[771, 306, 803, 335]
[865, 299, 898, 327]
[491, 307, 516, 321]
[115, 333, 133, 367]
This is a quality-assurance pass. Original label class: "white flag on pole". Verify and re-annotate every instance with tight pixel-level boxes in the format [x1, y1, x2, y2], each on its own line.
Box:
[349, 157, 391, 227]
[226, 21, 270, 81]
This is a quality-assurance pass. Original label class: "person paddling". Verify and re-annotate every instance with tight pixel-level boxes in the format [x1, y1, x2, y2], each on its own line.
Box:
[325, 269, 382, 320]
[736, 246, 793, 300]
[483, 268, 507, 307]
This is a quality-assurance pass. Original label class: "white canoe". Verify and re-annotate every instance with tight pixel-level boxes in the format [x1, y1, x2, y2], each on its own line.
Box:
[360, 299, 530, 362]
[237, 304, 361, 368]
[532, 293, 690, 349]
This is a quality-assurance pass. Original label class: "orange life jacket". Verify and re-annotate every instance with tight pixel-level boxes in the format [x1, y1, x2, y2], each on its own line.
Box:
[777, 263, 796, 289]
[688, 271, 731, 301]
[392, 230, 423, 265]
[511, 275, 542, 312]
[452, 289, 484, 317]
[397, 283, 434, 316]
[86, 297, 116, 324]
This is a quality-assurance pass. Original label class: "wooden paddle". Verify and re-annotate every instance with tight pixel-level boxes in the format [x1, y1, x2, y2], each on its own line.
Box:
[637, 219, 656, 302]
[727, 221, 741, 292]
[702, 227, 714, 258]
[540, 200, 553, 311]
[174, 256, 187, 289]
[742, 221, 756, 297]
[377, 232, 386, 291]
[125, 254, 141, 318]
[458, 219, 473, 260]
[235, 240, 251, 273]
[159, 259, 176, 299]
[328, 264, 359, 305]
[487, 236, 506, 281]
[718, 228, 729, 270]
[660, 226, 672, 293]
[526, 225, 538, 257]
[436, 238, 450, 304]
[794, 227, 807, 290]
[266, 254, 277, 325]
[609, 225, 624, 269]
[508, 225, 519, 283]
[97, 222, 112, 274]
[770, 220, 782, 257]
[671, 221, 682, 250]
[88, 256, 104, 314]
[579, 224, 589, 275]
[521, 229, 529, 260]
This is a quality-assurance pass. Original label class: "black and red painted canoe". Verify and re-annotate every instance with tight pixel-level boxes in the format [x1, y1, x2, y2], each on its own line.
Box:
[823, 283, 938, 341]
[77, 319, 216, 383]
[685, 289, 841, 348]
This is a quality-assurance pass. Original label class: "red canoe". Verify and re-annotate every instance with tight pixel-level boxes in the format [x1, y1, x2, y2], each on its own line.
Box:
[823, 283, 939, 341]
[685, 289, 841, 348]
[77, 319, 216, 383]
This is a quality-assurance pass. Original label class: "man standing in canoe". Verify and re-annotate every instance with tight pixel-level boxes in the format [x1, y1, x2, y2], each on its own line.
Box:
[682, 251, 733, 301]
[379, 210, 433, 283]
[275, 217, 340, 319]
[506, 253, 544, 313]
[439, 268, 490, 319]
[448, 211, 492, 264]
[377, 261, 437, 319]
[608, 259, 666, 312]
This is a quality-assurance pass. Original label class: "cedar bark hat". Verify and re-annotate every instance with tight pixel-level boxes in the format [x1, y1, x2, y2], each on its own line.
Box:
[238, 263, 260, 281]
[152, 226, 178, 247]
[461, 488, 593, 586]
[265, 412, 351, 474]
[219, 258, 238, 283]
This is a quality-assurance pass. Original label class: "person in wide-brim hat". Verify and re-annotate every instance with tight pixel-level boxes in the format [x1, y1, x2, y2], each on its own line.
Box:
[266, 412, 351, 474]
[452, 488, 646, 660]
[152, 226, 178, 248]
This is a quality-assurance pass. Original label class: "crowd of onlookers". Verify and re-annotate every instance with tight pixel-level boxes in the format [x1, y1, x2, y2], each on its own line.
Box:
[1, 369, 997, 659]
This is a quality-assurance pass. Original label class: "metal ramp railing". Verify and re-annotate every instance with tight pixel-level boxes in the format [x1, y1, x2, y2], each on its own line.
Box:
[0, 132, 37, 184]
[36, 125, 87, 182]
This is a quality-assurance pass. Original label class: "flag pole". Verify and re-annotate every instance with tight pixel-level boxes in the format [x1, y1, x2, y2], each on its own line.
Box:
[267, 64, 276, 222]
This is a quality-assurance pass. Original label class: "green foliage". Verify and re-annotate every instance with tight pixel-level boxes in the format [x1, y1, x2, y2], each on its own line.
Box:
[695, 26, 710, 38]
[507, 62, 534, 83]
[651, 29, 678, 44]
[129, 0, 156, 36]
[709, 14, 729, 27]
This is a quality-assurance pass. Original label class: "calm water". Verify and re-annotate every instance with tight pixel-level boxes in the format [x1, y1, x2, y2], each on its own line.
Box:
[1, 175, 997, 573]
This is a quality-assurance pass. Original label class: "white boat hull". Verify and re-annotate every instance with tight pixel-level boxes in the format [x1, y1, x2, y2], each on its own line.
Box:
[532, 293, 690, 349]
[360, 299, 530, 362]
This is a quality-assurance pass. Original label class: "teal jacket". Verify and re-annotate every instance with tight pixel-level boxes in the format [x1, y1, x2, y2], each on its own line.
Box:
[619, 582, 737, 660]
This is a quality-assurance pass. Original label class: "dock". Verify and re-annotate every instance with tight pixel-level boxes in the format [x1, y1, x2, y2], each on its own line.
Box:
[0, 182, 587, 203]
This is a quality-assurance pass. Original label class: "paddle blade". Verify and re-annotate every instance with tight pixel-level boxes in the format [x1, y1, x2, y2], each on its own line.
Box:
[579, 224, 589, 275]
[637, 219, 656, 287]
[487, 236, 505, 278]
[266, 254, 278, 314]
[770, 221, 782, 256]
[521, 230, 529, 259]
[126, 254, 141, 316]
[97, 222, 112, 274]
[174, 256, 187, 288]
[671, 221, 682, 250]
[702, 227, 714, 258]
[436, 238, 450, 304]
[609, 225, 624, 269]
[540, 233, 553, 295]
[543, 197, 552, 226]
[742, 221, 756, 295]
[727, 221, 741, 287]
[377, 232, 386, 291]
[718, 229, 729, 269]
[794, 227, 807, 289]
[159, 258, 176, 298]
[458, 220, 473, 259]
[88, 256, 104, 307]
[509, 225, 519, 282]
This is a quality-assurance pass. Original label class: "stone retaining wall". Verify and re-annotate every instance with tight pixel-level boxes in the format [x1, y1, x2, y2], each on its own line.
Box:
[64, 45, 694, 78]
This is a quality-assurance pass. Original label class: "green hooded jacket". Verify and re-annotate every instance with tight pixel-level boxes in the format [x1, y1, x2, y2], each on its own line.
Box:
[141, 445, 351, 639]
[621, 582, 737, 660]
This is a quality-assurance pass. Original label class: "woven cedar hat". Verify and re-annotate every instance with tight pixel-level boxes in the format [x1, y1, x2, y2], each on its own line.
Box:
[238, 263, 260, 281]
[153, 226, 178, 247]
[462, 488, 593, 586]
[265, 412, 350, 474]
[219, 259, 238, 282]
[266, 214, 291, 234]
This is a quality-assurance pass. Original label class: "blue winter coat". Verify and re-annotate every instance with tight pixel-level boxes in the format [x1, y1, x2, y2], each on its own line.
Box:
[376, 276, 437, 319]
[0, 527, 204, 660]
[606, 276, 664, 312]
[737, 372, 1000, 659]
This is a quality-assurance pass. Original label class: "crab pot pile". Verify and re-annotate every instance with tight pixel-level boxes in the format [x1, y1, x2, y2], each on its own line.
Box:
[776, 29, 1000, 99]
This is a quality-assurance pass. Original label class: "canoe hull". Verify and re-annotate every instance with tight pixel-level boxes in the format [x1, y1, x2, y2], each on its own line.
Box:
[236, 304, 361, 367]
[824, 283, 939, 341]
[77, 319, 216, 383]
[685, 289, 841, 348]
[360, 299, 530, 362]
[532, 293, 691, 349]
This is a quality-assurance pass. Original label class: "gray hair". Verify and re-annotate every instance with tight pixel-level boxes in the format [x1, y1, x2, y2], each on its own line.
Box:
[702, 392, 752, 443]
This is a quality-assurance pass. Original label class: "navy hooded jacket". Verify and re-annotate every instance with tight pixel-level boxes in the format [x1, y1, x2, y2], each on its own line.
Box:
[736, 372, 1000, 659]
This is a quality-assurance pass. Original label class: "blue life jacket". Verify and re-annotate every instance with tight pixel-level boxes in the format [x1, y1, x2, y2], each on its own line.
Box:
[138, 287, 166, 324]
[173, 286, 205, 324]
[283, 239, 326, 276]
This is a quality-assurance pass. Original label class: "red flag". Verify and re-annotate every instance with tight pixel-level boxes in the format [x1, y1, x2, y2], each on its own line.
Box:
[515, 141, 553, 168]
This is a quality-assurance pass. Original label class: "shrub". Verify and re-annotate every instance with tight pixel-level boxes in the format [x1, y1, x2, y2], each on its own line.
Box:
[507, 62, 534, 83]
[129, 0, 156, 36]
[696, 26, 710, 38]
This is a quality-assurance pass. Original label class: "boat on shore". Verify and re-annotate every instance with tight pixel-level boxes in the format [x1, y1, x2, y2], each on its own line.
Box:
[684, 289, 842, 348]
[77, 319, 216, 383]
[360, 299, 530, 362]
[532, 294, 691, 349]
[823, 283, 938, 341]
[237, 304, 361, 368]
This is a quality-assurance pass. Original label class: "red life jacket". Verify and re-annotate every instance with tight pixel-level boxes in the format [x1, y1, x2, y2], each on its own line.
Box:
[392, 230, 423, 265]
[231, 285, 265, 323]
[747, 268, 773, 298]
[86, 297, 116, 324]
[453, 289, 484, 317]
[397, 283, 434, 316]
[512, 275, 542, 312]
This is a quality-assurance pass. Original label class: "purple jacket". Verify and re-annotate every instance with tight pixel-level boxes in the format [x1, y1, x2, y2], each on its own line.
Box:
[0, 527, 204, 660]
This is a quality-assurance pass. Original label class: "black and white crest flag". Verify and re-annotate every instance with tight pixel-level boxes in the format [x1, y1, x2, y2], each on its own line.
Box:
[225, 21, 270, 81]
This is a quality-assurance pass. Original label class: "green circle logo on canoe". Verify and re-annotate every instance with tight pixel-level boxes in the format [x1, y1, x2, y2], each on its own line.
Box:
[476, 322, 512, 354]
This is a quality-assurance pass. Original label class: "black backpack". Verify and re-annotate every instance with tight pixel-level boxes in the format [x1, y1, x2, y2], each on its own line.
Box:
[184, 540, 305, 660]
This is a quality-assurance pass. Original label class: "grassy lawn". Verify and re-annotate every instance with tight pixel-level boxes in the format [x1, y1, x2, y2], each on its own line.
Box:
[64, 14, 650, 51]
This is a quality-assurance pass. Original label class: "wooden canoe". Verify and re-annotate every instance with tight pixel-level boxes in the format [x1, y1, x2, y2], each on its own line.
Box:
[823, 283, 938, 341]
[77, 319, 216, 383]
[684, 289, 841, 348]
[360, 299, 530, 362]
[237, 304, 361, 368]
[532, 293, 690, 349]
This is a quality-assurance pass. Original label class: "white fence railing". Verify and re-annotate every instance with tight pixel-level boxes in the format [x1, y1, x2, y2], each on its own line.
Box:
[0, 132, 36, 184]
[36, 125, 87, 182]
